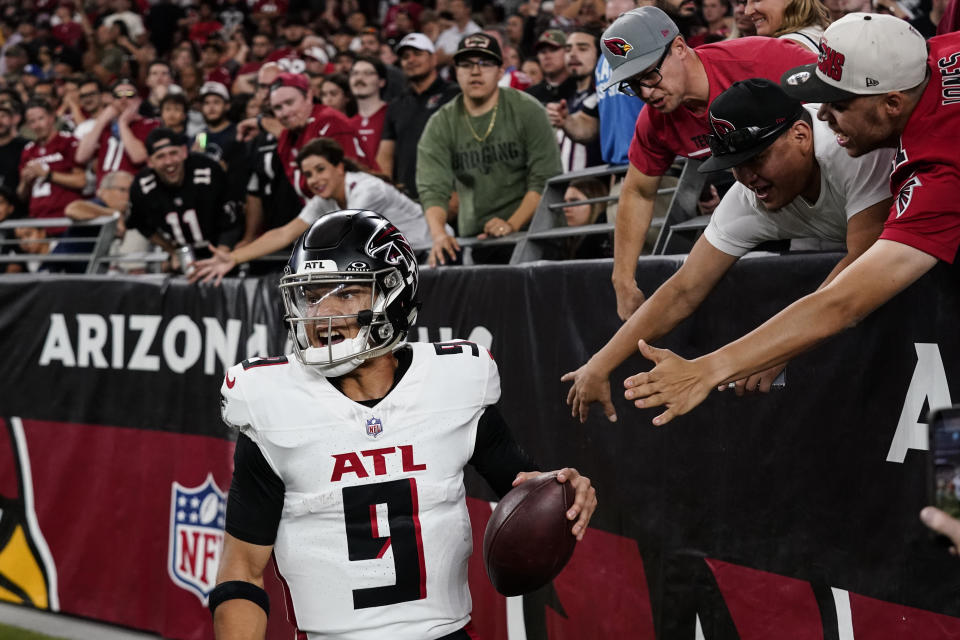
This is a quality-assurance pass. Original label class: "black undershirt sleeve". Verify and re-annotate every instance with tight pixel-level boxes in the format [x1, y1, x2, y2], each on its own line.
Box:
[469, 405, 538, 499]
[225, 433, 285, 546]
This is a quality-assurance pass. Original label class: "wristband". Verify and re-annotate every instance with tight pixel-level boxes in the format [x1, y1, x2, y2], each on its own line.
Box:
[208, 580, 270, 617]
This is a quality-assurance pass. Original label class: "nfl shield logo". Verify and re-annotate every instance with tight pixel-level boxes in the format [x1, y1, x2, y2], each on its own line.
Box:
[167, 473, 226, 604]
[365, 417, 383, 438]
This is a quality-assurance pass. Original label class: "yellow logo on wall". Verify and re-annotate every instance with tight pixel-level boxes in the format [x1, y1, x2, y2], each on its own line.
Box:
[0, 418, 58, 610]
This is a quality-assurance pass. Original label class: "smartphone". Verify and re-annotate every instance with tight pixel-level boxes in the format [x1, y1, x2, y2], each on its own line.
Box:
[928, 406, 960, 521]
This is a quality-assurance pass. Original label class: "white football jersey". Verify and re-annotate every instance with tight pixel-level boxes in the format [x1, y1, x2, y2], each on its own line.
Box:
[220, 341, 500, 640]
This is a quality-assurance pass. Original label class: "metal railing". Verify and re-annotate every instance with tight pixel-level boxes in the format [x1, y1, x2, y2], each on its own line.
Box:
[0, 159, 709, 275]
[510, 158, 703, 264]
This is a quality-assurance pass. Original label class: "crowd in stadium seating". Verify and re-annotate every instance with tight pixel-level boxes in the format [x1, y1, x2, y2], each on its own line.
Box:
[0, 0, 955, 274]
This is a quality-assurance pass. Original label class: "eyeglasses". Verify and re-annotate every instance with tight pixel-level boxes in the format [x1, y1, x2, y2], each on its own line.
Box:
[113, 89, 137, 99]
[455, 58, 499, 71]
[617, 47, 670, 96]
[707, 122, 786, 157]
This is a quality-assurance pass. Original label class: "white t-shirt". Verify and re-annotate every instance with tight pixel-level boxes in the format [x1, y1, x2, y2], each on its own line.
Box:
[298, 172, 432, 248]
[704, 105, 895, 258]
[435, 21, 482, 55]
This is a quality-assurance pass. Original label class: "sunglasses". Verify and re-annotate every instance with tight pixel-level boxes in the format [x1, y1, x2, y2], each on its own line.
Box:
[113, 89, 137, 99]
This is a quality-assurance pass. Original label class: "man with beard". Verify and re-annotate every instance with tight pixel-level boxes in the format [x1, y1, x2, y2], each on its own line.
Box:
[17, 99, 84, 230]
[377, 33, 460, 199]
[546, 29, 603, 171]
[0, 101, 27, 192]
[127, 128, 240, 263]
[195, 81, 240, 171]
[195, 81, 246, 206]
[270, 72, 362, 202]
[348, 56, 387, 171]
[526, 29, 577, 105]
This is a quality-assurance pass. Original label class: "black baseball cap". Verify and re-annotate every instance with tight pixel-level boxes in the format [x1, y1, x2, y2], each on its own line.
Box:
[453, 33, 502, 65]
[146, 128, 187, 156]
[699, 78, 806, 173]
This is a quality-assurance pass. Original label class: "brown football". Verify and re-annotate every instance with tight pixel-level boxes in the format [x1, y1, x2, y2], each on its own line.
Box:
[482, 472, 577, 596]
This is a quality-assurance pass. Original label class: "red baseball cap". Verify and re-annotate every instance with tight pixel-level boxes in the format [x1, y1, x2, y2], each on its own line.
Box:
[270, 72, 310, 94]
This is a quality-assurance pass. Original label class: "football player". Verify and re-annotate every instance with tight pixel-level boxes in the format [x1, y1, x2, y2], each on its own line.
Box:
[127, 128, 241, 263]
[212, 210, 597, 639]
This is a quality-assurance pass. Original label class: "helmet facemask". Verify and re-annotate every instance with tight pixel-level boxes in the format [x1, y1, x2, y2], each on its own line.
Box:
[280, 267, 409, 376]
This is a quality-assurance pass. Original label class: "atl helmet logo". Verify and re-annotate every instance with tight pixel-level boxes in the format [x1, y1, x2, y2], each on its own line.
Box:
[168, 474, 226, 604]
[365, 220, 418, 291]
[603, 37, 633, 57]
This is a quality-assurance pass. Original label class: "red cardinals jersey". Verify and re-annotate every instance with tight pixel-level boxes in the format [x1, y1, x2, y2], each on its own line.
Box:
[220, 342, 500, 639]
[204, 67, 232, 86]
[19, 133, 82, 224]
[95, 118, 160, 187]
[350, 105, 388, 172]
[276, 104, 363, 201]
[628, 38, 815, 176]
[879, 32, 960, 264]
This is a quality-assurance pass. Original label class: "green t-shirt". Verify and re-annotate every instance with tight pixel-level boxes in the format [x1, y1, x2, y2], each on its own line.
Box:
[416, 87, 563, 237]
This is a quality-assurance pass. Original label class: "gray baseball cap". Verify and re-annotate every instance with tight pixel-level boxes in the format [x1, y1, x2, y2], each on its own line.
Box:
[600, 7, 680, 91]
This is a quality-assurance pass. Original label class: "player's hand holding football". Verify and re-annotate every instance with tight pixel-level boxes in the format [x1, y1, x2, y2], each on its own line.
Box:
[189, 244, 237, 286]
[623, 340, 717, 425]
[512, 468, 596, 541]
[561, 360, 617, 424]
[718, 362, 785, 395]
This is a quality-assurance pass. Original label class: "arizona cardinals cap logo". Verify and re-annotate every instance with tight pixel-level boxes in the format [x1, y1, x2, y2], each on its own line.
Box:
[603, 37, 633, 57]
[709, 113, 736, 137]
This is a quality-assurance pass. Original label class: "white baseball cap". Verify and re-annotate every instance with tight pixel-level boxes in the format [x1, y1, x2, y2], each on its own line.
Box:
[781, 13, 927, 102]
[303, 46, 329, 64]
[396, 32, 435, 55]
[199, 81, 230, 101]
